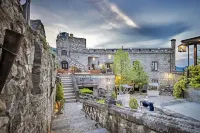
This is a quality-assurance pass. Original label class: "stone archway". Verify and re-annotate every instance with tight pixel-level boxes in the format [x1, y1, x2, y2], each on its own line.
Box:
[61, 61, 68, 69]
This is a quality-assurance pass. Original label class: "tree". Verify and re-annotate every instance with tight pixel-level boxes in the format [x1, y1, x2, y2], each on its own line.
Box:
[113, 49, 131, 85]
[130, 60, 149, 91]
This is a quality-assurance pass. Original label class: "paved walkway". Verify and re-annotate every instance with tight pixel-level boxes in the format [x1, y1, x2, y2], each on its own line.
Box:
[164, 101, 200, 121]
[127, 94, 200, 122]
[51, 102, 108, 133]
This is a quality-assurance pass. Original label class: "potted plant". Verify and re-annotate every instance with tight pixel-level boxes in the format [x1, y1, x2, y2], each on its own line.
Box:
[110, 91, 117, 105]
[101, 64, 106, 74]
[129, 97, 139, 109]
[55, 81, 65, 114]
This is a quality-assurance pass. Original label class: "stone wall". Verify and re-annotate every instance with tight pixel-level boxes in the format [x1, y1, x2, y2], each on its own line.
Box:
[83, 101, 200, 133]
[70, 52, 172, 85]
[0, 1, 56, 133]
[56, 32, 176, 85]
[75, 74, 115, 98]
[184, 87, 200, 102]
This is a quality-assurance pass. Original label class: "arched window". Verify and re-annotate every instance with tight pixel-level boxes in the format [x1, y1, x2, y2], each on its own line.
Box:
[61, 50, 67, 56]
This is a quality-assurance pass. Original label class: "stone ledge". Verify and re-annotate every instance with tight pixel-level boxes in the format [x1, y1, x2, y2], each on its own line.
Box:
[83, 100, 200, 133]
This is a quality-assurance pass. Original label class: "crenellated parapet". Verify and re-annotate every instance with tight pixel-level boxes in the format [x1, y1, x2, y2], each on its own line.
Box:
[56, 32, 86, 49]
[70, 48, 174, 54]
[30, 20, 46, 37]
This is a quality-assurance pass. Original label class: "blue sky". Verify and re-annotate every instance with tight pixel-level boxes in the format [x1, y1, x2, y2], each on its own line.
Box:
[28, 0, 200, 66]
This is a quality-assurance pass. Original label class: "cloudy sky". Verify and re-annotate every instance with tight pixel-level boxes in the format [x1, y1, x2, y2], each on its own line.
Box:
[27, 0, 200, 66]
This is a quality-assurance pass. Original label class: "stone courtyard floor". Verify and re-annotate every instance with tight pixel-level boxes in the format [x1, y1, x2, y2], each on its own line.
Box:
[129, 94, 200, 121]
[51, 102, 109, 133]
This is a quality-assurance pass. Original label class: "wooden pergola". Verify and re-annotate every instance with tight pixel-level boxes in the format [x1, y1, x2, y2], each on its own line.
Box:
[178, 36, 200, 66]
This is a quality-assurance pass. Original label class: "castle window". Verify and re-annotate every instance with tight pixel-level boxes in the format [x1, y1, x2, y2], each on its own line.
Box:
[152, 79, 158, 83]
[152, 61, 158, 71]
[61, 50, 67, 56]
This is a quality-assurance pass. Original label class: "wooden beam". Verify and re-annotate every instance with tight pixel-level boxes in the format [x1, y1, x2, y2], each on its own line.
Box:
[187, 45, 189, 79]
[188, 45, 190, 67]
[194, 44, 197, 66]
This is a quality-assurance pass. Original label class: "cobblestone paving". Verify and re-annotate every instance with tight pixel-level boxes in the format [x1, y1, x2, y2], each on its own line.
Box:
[52, 102, 108, 133]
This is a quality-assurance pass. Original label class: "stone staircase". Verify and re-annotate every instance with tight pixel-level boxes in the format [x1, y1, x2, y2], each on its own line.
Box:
[52, 103, 109, 133]
[60, 74, 76, 103]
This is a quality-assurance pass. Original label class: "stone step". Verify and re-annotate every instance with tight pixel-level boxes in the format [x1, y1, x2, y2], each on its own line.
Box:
[59, 74, 71, 76]
[65, 99, 76, 103]
[64, 92, 75, 96]
[61, 79, 72, 82]
[64, 95, 76, 99]
[60, 76, 71, 78]
[63, 88, 74, 91]
[62, 85, 73, 87]
[60, 78, 71, 80]
[85, 128, 109, 133]
[63, 87, 74, 90]
[64, 90, 74, 93]
[62, 82, 72, 84]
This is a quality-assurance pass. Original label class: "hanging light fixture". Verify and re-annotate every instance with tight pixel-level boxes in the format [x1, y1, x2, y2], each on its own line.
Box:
[178, 43, 187, 52]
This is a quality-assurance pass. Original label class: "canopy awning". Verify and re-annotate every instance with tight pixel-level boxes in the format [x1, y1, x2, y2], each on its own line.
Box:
[181, 36, 200, 45]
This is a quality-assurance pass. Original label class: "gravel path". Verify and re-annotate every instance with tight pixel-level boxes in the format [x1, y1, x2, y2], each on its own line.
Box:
[51, 102, 108, 133]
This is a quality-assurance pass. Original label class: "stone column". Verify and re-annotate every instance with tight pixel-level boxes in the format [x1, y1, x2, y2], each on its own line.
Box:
[106, 79, 112, 107]
[171, 39, 176, 72]
[22, 0, 31, 25]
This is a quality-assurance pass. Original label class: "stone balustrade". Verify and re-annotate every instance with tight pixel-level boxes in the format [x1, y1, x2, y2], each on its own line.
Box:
[83, 101, 200, 133]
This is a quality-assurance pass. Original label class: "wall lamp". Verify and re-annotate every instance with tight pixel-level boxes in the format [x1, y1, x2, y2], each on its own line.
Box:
[0, 29, 24, 92]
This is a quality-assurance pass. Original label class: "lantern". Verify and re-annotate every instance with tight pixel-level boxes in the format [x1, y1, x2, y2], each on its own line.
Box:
[0, 30, 24, 92]
[178, 44, 187, 52]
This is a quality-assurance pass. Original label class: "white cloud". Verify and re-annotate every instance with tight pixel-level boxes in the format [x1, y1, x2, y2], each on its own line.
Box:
[110, 3, 138, 28]
[88, 0, 138, 29]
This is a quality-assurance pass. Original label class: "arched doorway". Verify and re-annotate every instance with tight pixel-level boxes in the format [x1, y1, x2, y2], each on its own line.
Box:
[61, 61, 68, 69]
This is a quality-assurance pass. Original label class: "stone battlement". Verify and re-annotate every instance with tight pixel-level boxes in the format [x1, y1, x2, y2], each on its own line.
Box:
[70, 47, 174, 54]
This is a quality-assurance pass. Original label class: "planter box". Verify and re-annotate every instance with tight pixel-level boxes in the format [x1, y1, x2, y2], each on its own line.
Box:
[57, 69, 71, 74]
[57, 69, 65, 74]
[184, 87, 200, 102]
[89, 70, 101, 74]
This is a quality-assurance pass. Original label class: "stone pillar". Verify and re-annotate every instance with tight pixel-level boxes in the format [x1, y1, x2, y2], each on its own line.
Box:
[22, 0, 31, 25]
[171, 39, 176, 72]
[106, 79, 113, 107]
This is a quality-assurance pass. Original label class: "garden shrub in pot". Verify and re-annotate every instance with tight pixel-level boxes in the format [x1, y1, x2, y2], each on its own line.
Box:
[56, 81, 65, 114]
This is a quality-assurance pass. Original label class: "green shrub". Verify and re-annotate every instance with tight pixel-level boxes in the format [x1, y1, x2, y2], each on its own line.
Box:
[97, 99, 105, 104]
[129, 98, 138, 109]
[116, 103, 122, 107]
[56, 82, 64, 101]
[190, 75, 200, 88]
[173, 77, 187, 98]
[79, 88, 93, 95]
[111, 91, 117, 99]
[101, 65, 106, 71]
[188, 65, 200, 88]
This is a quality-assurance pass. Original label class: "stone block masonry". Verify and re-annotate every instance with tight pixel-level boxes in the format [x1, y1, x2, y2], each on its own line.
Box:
[83, 101, 200, 133]
[0, 0, 56, 133]
[57, 32, 176, 86]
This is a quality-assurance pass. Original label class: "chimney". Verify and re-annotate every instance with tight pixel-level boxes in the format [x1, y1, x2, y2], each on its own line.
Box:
[70, 34, 73, 37]
[171, 39, 176, 48]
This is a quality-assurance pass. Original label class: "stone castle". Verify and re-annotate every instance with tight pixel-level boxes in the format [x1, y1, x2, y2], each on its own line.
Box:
[56, 32, 176, 85]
